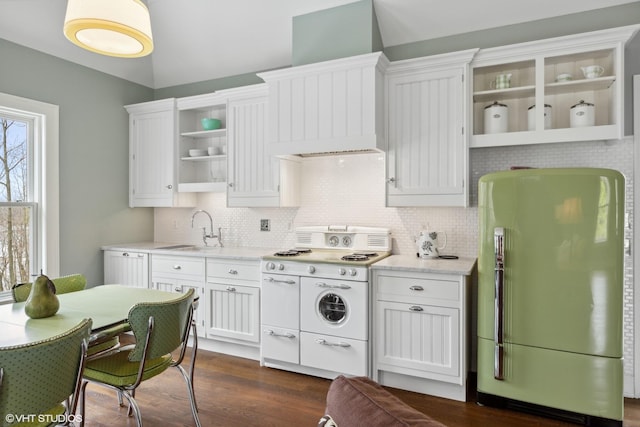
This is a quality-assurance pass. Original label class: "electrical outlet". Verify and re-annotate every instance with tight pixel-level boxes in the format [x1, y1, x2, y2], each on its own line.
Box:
[260, 219, 270, 232]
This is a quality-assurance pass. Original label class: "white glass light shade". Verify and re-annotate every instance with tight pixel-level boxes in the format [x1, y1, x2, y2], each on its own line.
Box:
[63, 0, 153, 58]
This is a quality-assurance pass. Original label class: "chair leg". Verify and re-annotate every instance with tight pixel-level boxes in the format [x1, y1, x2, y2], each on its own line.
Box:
[79, 380, 89, 427]
[176, 365, 202, 427]
[119, 390, 143, 427]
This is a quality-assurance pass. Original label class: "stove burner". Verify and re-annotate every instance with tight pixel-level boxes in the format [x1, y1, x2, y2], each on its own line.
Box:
[341, 254, 370, 261]
[274, 250, 300, 257]
[273, 248, 313, 257]
[354, 252, 378, 257]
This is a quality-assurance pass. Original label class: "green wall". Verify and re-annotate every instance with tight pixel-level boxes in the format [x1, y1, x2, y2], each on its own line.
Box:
[292, 0, 382, 66]
[0, 38, 155, 286]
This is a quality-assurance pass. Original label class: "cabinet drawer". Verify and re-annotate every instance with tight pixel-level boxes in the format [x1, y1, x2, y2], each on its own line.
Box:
[152, 255, 204, 279]
[207, 259, 260, 282]
[300, 332, 367, 377]
[377, 274, 459, 303]
[261, 326, 299, 364]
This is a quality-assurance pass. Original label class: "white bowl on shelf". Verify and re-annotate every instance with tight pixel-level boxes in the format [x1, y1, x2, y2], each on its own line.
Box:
[189, 149, 208, 157]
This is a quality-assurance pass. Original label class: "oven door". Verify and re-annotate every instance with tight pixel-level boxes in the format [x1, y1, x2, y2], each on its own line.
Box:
[300, 277, 367, 341]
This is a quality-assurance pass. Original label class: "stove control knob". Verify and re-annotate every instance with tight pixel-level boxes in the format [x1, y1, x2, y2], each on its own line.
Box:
[338, 267, 346, 276]
[308, 265, 316, 274]
[265, 262, 275, 271]
[348, 268, 357, 277]
[278, 263, 285, 271]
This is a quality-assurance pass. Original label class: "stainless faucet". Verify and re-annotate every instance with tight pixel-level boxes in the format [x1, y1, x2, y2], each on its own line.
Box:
[191, 210, 223, 247]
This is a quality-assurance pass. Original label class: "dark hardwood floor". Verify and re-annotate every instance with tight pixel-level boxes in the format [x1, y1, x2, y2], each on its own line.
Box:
[81, 349, 640, 426]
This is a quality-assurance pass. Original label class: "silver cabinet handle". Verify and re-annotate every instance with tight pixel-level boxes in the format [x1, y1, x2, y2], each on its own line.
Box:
[172, 265, 182, 270]
[226, 286, 236, 292]
[316, 282, 351, 290]
[264, 277, 296, 285]
[228, 269, 238, 275]
[228, 183, 234, 188]
[409, 306, 423, 312]
[387, 177, 395, 183]
[122, 252, 129, 257]
[166, 184, 173, 189]
[265, 329, 295, 339]
[409, 285, 424, 291]
[315, 338, 350, 348]
[494, 226, 505, 381]
[174, 286, 182, 292]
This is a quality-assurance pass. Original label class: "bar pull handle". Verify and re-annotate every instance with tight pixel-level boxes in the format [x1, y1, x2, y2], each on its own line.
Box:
[315, 338, 351, 348]
[265, 329, 295, 339]
[494, 227, 505, 380]
[409, 285, 424, 291]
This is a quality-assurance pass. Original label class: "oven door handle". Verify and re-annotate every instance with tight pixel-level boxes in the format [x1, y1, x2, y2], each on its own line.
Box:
[263, 277, 296, 285]
[315, 338, 351, 348]
[316, 282, 351, 290]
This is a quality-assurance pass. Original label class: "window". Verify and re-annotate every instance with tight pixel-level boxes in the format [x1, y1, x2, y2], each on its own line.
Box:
[0, 93, 59, 295]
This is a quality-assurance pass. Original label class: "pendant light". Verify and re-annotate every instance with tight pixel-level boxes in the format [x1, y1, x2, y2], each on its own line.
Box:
[63, 0, 153, 58]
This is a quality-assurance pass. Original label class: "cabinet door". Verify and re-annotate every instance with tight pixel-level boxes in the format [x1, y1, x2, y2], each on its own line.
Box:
[129, 108, 175, 207]
[103, 250, 149, 288]
[205, 282, 260, 344]
[151, 278, 205, 338]
[376, 300, 460, 383]
[386, 67, 466, 207]
[226, 94, 282, 207]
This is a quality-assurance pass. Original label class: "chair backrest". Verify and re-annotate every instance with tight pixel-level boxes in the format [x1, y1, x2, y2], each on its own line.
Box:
[12, 274, 87, 302]
[127, 289, 195, 362]
[0, 318, 92, 423]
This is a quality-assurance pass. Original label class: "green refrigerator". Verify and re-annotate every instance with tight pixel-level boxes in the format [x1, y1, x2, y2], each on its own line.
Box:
[477, 168, 624, 426]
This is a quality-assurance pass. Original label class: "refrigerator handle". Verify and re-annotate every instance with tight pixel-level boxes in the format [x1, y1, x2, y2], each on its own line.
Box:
[494, 227, 505, 380]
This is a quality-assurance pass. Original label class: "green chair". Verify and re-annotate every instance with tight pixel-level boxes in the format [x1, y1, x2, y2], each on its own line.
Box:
[0, 318, 92, 427]
[79, 289, 201, 427]
[11, 274, 87, 302]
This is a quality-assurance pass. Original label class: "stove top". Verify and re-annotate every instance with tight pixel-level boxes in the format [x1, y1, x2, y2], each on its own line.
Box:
[264, 248, 390, 266]
[263, 225, 392, 273]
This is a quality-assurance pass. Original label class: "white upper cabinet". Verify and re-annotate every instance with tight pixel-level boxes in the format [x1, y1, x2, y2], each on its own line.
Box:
[257, 52, 389, 156]
[176, 93, 229, 192]
[470, 25, 640, 148]
[385, 49, 477, 207]
[223, 85, 300, 207]
[125, 99, 195, 208]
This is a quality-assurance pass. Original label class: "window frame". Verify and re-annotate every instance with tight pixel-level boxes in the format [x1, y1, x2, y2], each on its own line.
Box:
[0, 92, 59, 300]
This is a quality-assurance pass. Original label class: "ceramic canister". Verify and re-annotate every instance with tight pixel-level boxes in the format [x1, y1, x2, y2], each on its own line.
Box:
[570, 100, 595, 128]
[484, 101, 508, 134]
[527, 104, 552, 131]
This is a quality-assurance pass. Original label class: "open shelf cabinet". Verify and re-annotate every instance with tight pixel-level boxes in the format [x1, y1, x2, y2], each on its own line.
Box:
[470, 25, 639, 148]
[177, 94, 228, 192]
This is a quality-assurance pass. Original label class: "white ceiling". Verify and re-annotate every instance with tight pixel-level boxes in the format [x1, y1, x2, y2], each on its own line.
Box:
[0, 0, 636, 89]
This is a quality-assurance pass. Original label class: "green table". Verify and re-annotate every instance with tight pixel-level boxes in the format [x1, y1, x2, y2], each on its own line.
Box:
[0, 285, 182, 347]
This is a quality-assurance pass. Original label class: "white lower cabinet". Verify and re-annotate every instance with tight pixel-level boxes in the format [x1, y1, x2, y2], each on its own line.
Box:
[103, 249, 149, 288]
[373, 268, 469, 401]
[151, 255, 206, 337]
[205, 258, 261, 345]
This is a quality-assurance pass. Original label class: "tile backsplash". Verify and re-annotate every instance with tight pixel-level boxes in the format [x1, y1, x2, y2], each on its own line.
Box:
[155, 136, 634, 389]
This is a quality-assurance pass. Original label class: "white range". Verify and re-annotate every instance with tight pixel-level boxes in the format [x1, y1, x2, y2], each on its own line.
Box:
[260, 225, 391, 379]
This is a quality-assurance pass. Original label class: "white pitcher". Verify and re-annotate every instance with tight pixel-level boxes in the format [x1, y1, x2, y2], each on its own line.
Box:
[417, 231, 447, 259]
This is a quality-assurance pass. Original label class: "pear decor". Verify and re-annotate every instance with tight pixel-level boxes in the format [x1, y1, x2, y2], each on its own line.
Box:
[24, 274, 59, 319]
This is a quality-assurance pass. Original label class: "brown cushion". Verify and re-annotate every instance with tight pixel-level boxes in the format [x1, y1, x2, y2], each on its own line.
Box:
[325, 376, 446, 427]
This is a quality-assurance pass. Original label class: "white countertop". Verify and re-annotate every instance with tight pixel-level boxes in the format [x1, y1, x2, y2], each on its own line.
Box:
[102, 242, 279, 260]
[102, 243, 477, 275]
[371, 254, 476, 276]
